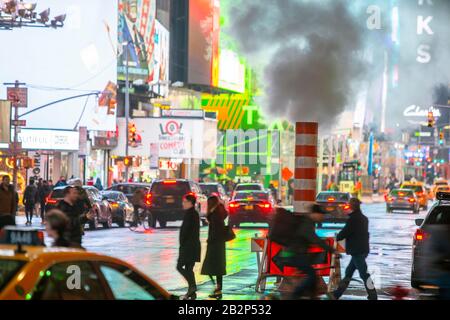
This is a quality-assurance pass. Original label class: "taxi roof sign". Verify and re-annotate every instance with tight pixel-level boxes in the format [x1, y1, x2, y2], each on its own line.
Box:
[0, 227, 45, 248]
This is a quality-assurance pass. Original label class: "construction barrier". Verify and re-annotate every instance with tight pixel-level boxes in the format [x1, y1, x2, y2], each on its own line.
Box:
[252, 236, 341, 296]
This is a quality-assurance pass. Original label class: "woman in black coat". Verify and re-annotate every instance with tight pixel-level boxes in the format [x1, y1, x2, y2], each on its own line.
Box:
[201, 195, 228, 299]
[177, 194, 201, 300]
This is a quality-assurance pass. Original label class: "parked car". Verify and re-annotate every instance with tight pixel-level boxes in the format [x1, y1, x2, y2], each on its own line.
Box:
[148, 179, 208, 228]
[386, 189, 420, 214]
[228, 190, 275, 228]
[316, 191, 352, 223]
[45, 186, 113, 230]
[199, 182, 230, 206]
[411, 192, 450, 290]
[100, 191, 134, 228]
[106, 183, 152, 202]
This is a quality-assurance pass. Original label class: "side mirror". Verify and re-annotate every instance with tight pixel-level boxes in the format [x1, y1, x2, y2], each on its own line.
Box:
[415, 219, 424, 227]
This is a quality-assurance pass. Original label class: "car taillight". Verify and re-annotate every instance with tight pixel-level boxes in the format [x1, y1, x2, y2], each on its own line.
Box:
[229, 202, 240, 209]
[386, 197, 394, 203]
[408, 198, 416, 203]
[186, 192, 197, 198]
[416, 192, 423, 197]
[257, 202, 271, 209]
[163, 180, 177, 184]
[46, 197, 57, 205]
[327, 197, 336, 202]
[342, 204, 351, 210]
[111, 202, 119, 208]
[145, 193, 152, 205]
[415, 229, 428, 241]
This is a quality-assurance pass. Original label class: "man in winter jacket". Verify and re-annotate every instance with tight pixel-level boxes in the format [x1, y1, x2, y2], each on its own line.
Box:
[23, 178, 38, 225]
[333, 198, 378, 300]
[0, 175, 16, 228]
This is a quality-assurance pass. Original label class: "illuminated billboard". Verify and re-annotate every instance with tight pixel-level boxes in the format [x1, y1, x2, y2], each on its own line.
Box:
[118, 0, 169, 89]
[188, 0, 220, 87]
[0, 0, 118, 131]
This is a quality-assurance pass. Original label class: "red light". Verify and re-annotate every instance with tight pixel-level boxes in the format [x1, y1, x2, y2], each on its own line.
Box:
[163, 180, 177, 184]
[37, 231, 44, 245]
[185, 192, 197, 199]
[386, 197, 394, 203]
[229, 202, 240, 209]
[327, 197, 336, 202]
[257, 202, 271, 209]
[415, 229, 428, 241]
[408, 198, 416, 203]
[111, 202, 119, 208]
[144, 193, 152, 205]
[46, 197, 57, 205]
[343, 204, 351, 210]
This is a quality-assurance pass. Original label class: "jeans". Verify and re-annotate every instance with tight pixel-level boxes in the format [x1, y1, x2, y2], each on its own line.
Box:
[289, 254, 317, 298]
[177, 261, 197, 292]
[334, 254, 377, 300]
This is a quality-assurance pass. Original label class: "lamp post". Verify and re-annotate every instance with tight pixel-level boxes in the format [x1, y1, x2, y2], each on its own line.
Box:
[3, 80, 26, 190]
[122, 41, 131, 182]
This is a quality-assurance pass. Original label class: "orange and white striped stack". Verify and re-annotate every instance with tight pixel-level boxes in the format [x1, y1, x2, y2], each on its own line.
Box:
[294, 122, 318, 213]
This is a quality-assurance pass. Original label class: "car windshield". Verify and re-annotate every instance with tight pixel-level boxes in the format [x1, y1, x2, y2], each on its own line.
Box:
[234, 192, 268, 201]
[401, 185, 423, 192]
[316, 193, 350, 202]
[0, 260, 26, 292]
[113, 185, 147, 195]
[235, 185, 262, 191]
[101, 192, 121, 200]
[426, 207, 450, 225]
[199, 184, 219, 195]
[391, 190, 414, 197]
[49, 189, 65, 199]
[151, 182, 190, 196]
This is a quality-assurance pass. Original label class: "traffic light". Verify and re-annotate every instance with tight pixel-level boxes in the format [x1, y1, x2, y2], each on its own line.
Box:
[439, 131, 444, 145]
[124, 156, 133, 167]
[427, 111, 435, 128]
[128, 123, 137, 145]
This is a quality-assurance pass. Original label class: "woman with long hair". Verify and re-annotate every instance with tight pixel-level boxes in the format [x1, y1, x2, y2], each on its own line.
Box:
[201, 195, 228, 299]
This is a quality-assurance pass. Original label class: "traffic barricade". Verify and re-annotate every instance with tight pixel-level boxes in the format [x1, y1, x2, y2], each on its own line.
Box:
[252, 236, 341, 296]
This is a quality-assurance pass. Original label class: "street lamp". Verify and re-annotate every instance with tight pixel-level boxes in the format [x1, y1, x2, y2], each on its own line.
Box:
[0, 1, 65, 30]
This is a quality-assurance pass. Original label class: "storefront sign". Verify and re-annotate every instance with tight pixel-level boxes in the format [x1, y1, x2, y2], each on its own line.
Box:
[404, 105, 441, 118]
[161, 109, 204, 118]
[159, 160, 178, 171]
[18, 129, 79, 151]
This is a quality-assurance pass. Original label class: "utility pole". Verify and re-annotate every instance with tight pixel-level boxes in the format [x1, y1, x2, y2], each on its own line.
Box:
[3, 80, 26, 190]
[124, 41, 130, 182]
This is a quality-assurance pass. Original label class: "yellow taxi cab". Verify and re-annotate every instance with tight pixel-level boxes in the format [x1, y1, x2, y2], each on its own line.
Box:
[400, 182, 428, 210]
[0, 227, 173, 300]
[431, 179, 449, 199]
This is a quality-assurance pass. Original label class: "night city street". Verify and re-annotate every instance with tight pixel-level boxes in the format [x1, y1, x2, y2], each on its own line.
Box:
[1, 0, 449, 313]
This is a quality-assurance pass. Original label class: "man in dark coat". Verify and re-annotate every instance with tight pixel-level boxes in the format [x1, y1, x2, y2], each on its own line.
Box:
[276, 205, 338, 299]
[56, 186, 92, 247]
[23, 178, 38, 225]
[333, 198, 378, 300]
[37, 180, 51, 224]
[177, 194, 201, 300]
[0, 175, 16, 229]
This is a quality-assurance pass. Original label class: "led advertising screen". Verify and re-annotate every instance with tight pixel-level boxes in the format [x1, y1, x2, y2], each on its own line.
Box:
[188, 0, 220, 87]
[118, 0, 169, 90]
[0, 0, 118, 131]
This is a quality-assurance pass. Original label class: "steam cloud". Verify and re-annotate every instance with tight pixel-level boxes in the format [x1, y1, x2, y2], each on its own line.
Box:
[227, 0, 367, 127]
[226, 0, 450, 131]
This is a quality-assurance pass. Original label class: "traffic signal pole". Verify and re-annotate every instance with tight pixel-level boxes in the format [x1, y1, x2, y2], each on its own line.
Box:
[124, 42, 130, 182]
[3, 80, 26, 190]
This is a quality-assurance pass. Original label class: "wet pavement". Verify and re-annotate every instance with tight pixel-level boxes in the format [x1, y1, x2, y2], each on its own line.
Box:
[19, 201, 430, 300]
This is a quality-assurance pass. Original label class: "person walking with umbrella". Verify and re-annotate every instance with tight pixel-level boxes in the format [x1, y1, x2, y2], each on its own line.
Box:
[201, 195, 228, 299]
[177, 194, 201, 300]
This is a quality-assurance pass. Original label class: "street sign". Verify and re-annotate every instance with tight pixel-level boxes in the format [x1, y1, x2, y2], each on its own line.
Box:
[11, 120, 26, 127]
[7, 87, 28, 108]
[120, 87, 135, 94]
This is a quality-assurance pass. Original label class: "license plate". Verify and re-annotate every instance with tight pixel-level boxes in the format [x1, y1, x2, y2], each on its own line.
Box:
[166, 198, 175, 204]
[245, 205, 254, 210]
[326, 207, 334, 212]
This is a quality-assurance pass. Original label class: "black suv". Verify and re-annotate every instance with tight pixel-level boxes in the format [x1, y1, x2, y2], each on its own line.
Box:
[411, 192, 450, 290]
[106, 183, 152, 202]
[148, 179, 207, 228]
